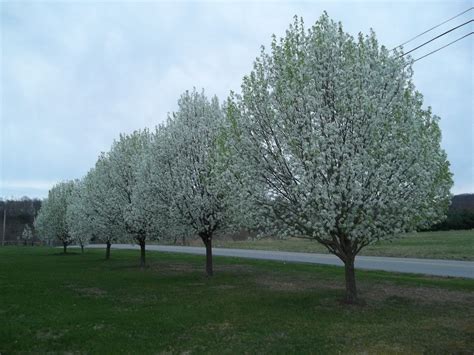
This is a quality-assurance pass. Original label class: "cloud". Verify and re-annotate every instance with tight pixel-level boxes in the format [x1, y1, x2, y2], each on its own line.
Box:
[0, 180, 57, 199]
[1, 1, 472, 198]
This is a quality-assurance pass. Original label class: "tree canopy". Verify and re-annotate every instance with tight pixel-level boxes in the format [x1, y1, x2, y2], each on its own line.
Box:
[226, 14, 452, 302]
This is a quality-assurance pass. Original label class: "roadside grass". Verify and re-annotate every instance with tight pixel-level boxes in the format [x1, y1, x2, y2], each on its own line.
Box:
[1, 247, 473, 353]
[203, 230, 474, 261]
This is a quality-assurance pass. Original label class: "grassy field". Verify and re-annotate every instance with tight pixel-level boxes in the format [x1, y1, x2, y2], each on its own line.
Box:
[1, 247, 473, 353]
[203, 230, 474, 261]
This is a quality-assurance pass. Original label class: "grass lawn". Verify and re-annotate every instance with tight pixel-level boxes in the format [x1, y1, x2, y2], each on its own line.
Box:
[206, 230, 474, 261]
[1, 247, 473, 353]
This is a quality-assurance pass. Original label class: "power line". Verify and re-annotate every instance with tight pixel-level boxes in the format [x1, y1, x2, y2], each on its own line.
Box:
[400, 19, 473, 58]
[392, 7, 473, 50]
[411, 31, 473, 64]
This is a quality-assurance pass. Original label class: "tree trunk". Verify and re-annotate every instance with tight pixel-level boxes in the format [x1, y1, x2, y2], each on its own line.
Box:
[105, 241, 111, 260]
[81, 245, 84, 254]
[344, 256, 357, 304]
[202, 235, 213, 277]
[63, 243, 67, 254]
[139, 240, 146, 267]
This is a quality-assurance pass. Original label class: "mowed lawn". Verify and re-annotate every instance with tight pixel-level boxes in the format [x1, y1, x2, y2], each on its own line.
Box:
[208, 230, 474, 261]
[1, 247, 473, 353]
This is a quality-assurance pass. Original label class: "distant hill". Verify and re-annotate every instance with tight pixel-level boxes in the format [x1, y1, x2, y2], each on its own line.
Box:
[0, 198, 42, 244]
[430, 194, 474, 231]
[450, 194, 474, 211]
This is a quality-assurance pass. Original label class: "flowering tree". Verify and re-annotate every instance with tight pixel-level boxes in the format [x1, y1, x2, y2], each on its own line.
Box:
[20, 224, 33, 245]
[147, 90, 229, 276]
[107, 130, 154, 267]
[135, 130, 175, 246]
[227, 14, 452, 303]
[66, 179, 92, 254]
[35, 181, 76, 253]
[79, 158, 125, 259]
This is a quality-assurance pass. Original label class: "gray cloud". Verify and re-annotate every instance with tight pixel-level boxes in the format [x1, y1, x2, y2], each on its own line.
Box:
[1, 0, 472, 198]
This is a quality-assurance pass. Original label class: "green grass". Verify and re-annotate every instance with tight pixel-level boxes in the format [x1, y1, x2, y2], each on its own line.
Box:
[207, 230, 474, 261]
[1, 247, 473, 353]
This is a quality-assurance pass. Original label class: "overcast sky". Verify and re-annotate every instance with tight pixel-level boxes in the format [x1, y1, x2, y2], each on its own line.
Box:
[1, 0, 472, 199]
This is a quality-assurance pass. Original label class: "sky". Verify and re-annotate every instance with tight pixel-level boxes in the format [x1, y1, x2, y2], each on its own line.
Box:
[0, 0, 473, 199]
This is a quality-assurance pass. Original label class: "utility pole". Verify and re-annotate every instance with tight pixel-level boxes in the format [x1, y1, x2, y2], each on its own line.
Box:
[2, 203, 6, 246]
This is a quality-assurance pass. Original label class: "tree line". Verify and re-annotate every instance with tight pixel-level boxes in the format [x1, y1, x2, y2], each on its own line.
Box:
[3, 193, 471, 244]
[32, 14, 453, 304]
[0, 198, 42, 245]
[2, 192, 472, 246]
[429, 194, 474, 231]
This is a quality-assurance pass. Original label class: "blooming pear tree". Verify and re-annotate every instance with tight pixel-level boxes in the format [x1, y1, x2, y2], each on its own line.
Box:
[227, 14, 452, 303]
[134, 129, 175, 246]
[35, 181, 76, 253]
[107, 130, 155, 267]
[20, 224, 34, 245]
[79, 158, 125, 259]
[148, 90, 229, 276]
[66, 179, 93, 254]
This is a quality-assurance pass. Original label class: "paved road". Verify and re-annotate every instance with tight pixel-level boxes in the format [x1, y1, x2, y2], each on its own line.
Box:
[86, 244, 474, 279]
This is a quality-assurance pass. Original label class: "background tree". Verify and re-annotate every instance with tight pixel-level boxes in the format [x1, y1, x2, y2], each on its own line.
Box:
[227, 14, 452, 303]
[148, 90, 229, 276]
[35, 181, 76, 253]
[429, 194, 474, 231]
[20, 224, 33, 245]
[0, 198, 42, 245]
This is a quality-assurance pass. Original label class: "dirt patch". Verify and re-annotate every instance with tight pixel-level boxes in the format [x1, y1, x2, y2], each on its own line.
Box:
[151, 262, 255, 275]
[212, 284, 236, 290]
[362, 283, 474, 305]
[254, 274, 474, 307]
[124, 294, 161, 304]
[255, 274, 342, 292]
[215, 264, 256, 274]
[36, 329, 66, 341]
[65, 284, 107, 298]
[205, 321, 233, 332]
[50, 252, 80, 256]
[188, 282, 206, 286]
[152, 263, 201, 274]
[93, 324, 104, 330]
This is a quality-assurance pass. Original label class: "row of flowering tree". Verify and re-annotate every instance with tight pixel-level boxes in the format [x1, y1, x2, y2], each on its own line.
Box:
[35, 13, 452, 304]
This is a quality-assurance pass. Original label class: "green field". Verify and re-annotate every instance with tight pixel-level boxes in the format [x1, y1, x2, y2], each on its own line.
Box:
[1, 247, 473, 353]
[205, 230, 474, 261]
